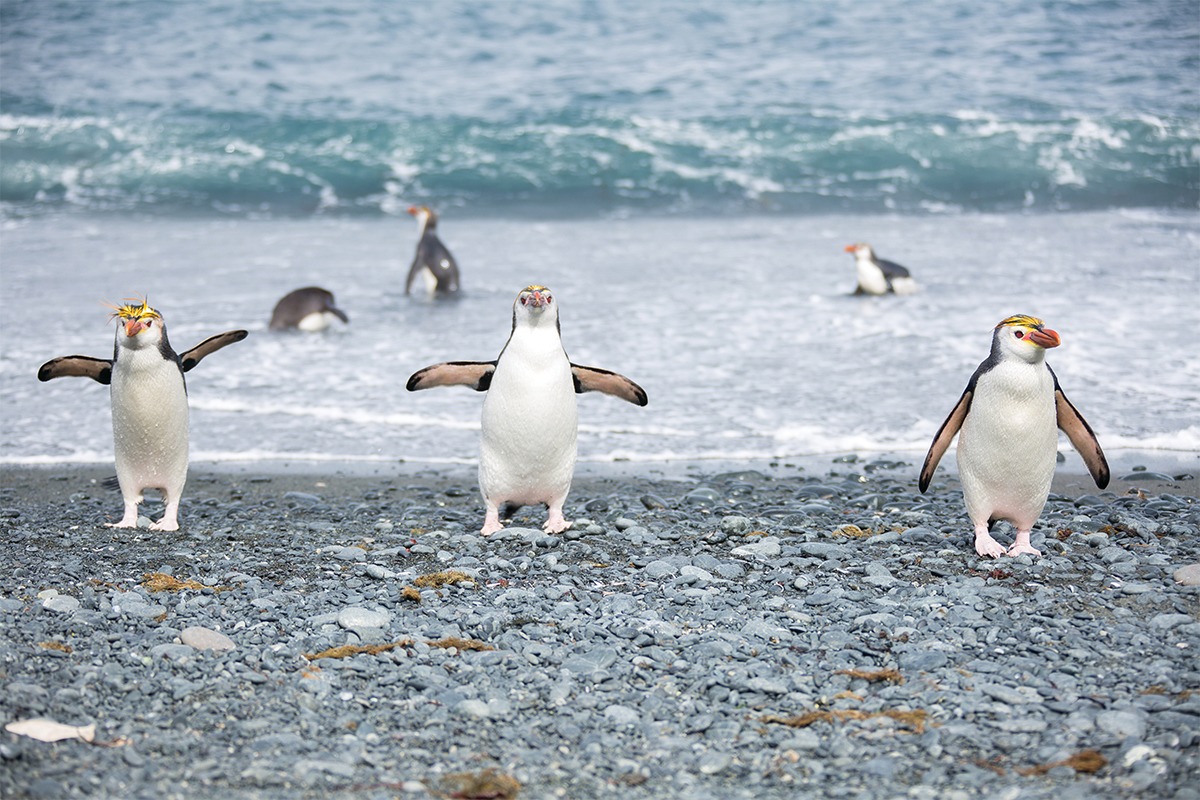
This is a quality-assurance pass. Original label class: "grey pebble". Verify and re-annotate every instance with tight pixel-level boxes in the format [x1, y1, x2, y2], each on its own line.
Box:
[180, 626, 236, 652]
[41, 595, 80, 614]
[4, 465, 1199, 800]
[730, 537, 781, 558]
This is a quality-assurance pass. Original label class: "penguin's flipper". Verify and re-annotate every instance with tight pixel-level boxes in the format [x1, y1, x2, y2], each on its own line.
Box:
[179, 330, 249, 372]
[406, 361, 496, 392]
[38, 356, 113, 384]
[919, 386, 973, 492]
[878, 258, 911, 279]
[1054, 386, 1110, 489]
[329, 306, 349, 324]
[571, 364, 648, 407]
[404, 259, 421, 295]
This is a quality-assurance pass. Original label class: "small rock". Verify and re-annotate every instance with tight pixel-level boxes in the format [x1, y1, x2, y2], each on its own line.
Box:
[719, 516, 752, 534]
[1149, 613, 1193, 630]
[41, 595, 80, 614]
[1096, 709, 1146, 740]
[1173, 564, 1200, 586]
[643, 560, 677, 579]
[697, 751, 731, 775]
[151, 643, 197, 662]
[604, 705, 640, 726]
[731, 537, 781, 558]
[454, 699, 492, 719]
[337, 607, 391, 632]
[180, 626, 236, 653]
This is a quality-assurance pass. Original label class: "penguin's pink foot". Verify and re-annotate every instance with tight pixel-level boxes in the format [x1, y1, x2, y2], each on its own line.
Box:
[543, 507, 570, 534]
[150, 517, 179, 532]
[973, 523, 1006, 558]
[107, 502, 140, 529]
[481, 506, 503, 536]
[1007, 529, 1041, 557]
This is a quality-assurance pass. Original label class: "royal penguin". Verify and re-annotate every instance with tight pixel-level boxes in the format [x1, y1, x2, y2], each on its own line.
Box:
[407, 285, 647, 535]
[844, 243, 917, 295]
[406, 205, 460, 296]
[38, 299, 247, 531]
[269, 286, 349, 332]
[919, 314, 1109, 557]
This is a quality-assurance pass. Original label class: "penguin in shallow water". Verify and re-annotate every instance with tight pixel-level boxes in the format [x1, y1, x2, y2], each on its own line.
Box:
[407, 285, 647, 535]
[38, 299, 247, 531]
[844, 243, 917, 295]
[269, 287, 349, 332]
[406, 205, 460, 296]
[919, 314, 1109, 558]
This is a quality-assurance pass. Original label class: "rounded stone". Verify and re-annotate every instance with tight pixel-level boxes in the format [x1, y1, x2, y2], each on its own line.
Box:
[337, 607, 391, 631]
[180, 626, 236, 653]
[1173, 563, 1200, 586]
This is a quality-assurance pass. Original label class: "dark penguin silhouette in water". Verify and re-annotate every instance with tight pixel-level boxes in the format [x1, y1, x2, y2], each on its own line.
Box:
[406, 205, 461, 296]
[269, 287, 349, 332]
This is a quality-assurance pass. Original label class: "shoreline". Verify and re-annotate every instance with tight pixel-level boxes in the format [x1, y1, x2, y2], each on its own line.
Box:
[2, 459, 1197, 799]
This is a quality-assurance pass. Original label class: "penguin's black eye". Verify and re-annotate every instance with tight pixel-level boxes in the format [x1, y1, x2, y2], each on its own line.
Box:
[1014, 330, 1024, 339]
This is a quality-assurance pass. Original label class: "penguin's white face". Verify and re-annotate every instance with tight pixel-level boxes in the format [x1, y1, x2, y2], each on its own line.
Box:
[994, 314, 1060, 364]
[514, 285, 557, 326]
[111, 299, 165, 350]
[845, 242, 874, 260]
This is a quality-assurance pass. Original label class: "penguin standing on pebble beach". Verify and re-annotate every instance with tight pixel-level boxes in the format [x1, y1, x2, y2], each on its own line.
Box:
[38, 299, 247, 531]
[407, 285, 646, 536]
[919, 314, 1109, 558]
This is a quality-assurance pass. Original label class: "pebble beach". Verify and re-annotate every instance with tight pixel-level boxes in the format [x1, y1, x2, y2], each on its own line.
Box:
[2, 459, 1197, 799]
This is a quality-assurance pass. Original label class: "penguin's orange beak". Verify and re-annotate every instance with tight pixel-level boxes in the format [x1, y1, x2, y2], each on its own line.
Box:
[1029, 327, 1060, 348]
[522, 290, 548, 307]
[124, 318, 146, 337]
[844, 244, 856, 253]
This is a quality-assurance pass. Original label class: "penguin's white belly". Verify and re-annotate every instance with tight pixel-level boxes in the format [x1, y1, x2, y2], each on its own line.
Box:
[856, 261, 889, 295]
[890, 276, 918, 295]
[296, 311, 335, 332]
[416, 266, 438, 295]
[111, 358, 189, 493]
[956, 367, 1057, 527]
[479, 358, 577, 506]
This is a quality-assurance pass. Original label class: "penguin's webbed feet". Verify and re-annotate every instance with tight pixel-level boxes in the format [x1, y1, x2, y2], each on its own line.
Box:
[1006, 529, 1041, 558]
[973, 523, 1006, 559]
[481, 505, 504, 537]
[542, 508, 570, 535]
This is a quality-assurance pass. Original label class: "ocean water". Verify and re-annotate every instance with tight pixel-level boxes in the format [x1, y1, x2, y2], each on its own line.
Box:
[1, 0, 1198, 474]
[1, 0, 1196, 217]
[2, 211, 1198, 474]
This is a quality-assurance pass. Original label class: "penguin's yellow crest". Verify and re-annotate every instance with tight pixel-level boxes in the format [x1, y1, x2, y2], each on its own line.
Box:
[522, 285, 549, 293]
[996, 314, 1044, 330]
[107, 297, 162, 322]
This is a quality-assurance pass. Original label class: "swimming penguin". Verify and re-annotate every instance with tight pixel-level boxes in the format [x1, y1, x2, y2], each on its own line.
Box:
[406, 205, 460, 295]
[407, 285, 646, 535]
[919, 314, 1109, 558]
[38, 299, 247, 531]
[269, 286, 349, 332]
[844, 243, 917, 295]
